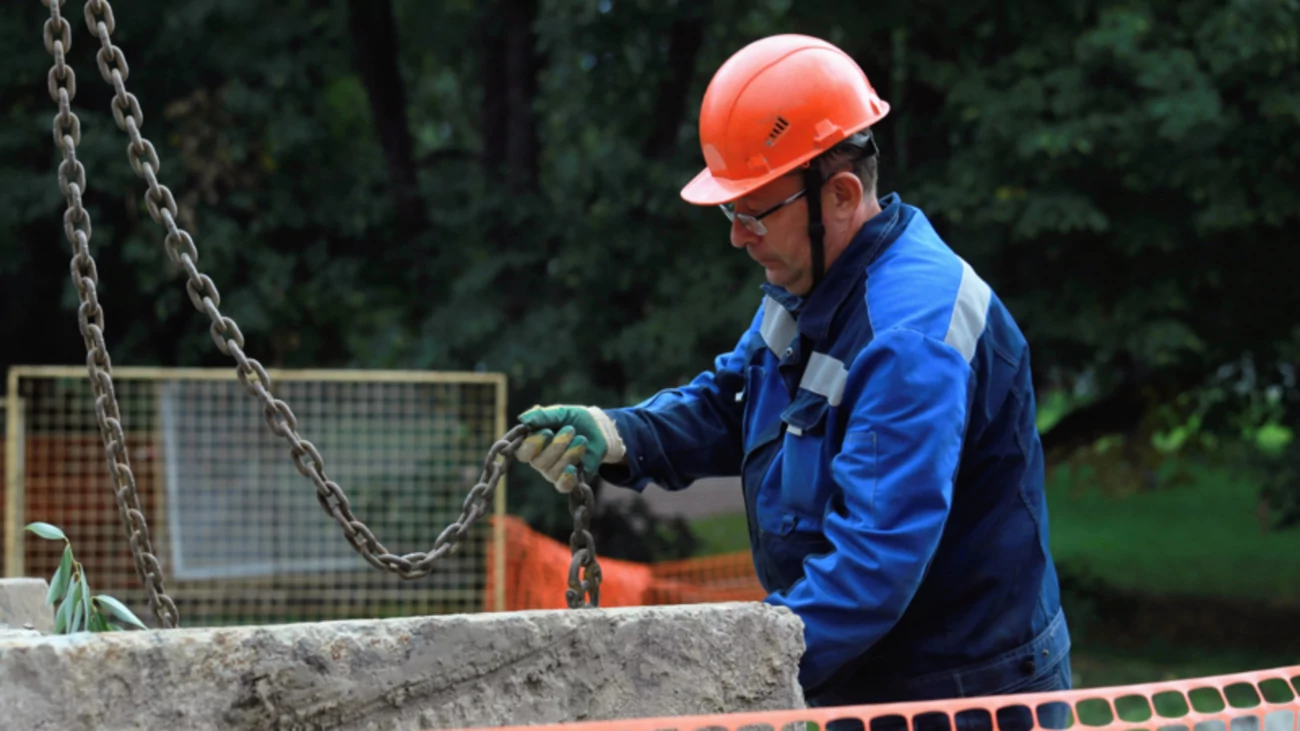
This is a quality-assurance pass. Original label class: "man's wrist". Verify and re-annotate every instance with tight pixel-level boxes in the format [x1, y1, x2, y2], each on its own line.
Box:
[584, 406, 627, 464]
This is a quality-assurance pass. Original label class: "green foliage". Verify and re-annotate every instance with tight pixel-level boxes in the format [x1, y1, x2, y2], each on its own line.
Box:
[2, 0, 1298, 531]
[24, 522, 148, 634]
[879, 0, 1300, 404]
[1256, 444, 1300, 530]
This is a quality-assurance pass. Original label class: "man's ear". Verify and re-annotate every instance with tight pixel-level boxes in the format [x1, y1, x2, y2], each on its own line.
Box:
[827, 172, 864, 217]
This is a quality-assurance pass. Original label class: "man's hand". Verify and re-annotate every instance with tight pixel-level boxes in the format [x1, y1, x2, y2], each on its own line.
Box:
[516, 405, 627, 493]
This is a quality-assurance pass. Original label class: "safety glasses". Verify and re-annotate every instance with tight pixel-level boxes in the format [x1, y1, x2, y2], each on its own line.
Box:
[720, 188, 806, 236]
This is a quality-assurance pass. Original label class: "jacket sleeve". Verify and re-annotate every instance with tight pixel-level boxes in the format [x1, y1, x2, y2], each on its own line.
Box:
[597, 303, 766, 492]
[765, 326, 973, 692]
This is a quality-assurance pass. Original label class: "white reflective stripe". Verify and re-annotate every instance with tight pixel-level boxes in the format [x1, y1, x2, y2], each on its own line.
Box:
[787, 425, 804, 436]
[944, 259, 991, 363]
[800, 352, 847, 407]
[761, 296, 797, 355]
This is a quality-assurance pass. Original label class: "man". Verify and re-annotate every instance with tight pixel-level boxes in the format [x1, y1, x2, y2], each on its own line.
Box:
[515, 33, 1072, 716]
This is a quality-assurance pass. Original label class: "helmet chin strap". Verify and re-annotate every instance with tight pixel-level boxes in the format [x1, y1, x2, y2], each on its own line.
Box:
[802, 164, 826, 293]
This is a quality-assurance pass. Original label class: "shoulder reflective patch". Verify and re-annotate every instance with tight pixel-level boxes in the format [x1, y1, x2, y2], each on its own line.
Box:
[761, 295, 797, 355]
[800, 352, 847, 407]
[944, 259, 992, 363]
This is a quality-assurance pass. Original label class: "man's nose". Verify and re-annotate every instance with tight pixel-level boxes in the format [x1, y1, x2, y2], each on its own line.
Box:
[730, 217, 758, 248]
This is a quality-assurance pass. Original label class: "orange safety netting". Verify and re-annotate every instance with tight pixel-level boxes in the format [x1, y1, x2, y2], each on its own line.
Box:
[441, 664, 1300, 731]
[483, 514, 767, 611]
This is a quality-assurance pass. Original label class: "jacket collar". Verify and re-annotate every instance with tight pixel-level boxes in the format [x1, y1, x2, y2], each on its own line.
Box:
[761, 192, 907, 342]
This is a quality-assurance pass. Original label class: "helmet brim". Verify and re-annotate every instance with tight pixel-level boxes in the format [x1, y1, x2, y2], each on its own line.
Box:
[679, 162, 801, 207]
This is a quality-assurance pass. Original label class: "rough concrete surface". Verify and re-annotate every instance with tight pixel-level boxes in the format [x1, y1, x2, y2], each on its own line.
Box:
[0, 578, 53, 636]
[0, 601, 805, 731]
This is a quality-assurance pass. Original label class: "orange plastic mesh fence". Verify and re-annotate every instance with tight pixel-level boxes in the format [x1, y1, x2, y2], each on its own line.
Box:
[441, 665, 1300, 731]
[648, 550, 769, 604]
[483, 514, 766, 611]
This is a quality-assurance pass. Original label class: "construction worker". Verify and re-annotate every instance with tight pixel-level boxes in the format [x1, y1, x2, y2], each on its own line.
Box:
[516, 33, 1072, 723]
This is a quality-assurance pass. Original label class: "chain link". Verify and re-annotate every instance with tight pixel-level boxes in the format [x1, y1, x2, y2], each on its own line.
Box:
[39, 0, 602, 614]
[39, 0, 179, 629]
[566, 470, 602, 609]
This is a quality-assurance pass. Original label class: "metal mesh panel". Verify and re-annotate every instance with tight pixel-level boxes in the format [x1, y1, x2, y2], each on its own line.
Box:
[4, 366, 506, 627]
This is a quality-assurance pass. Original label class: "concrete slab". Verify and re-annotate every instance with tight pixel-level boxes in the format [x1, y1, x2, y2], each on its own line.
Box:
[0, 578, 52, 635]
[0, 601, 805, 730]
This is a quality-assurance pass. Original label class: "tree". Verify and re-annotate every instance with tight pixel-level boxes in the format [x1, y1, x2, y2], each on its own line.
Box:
[3, 0, 1297, 548]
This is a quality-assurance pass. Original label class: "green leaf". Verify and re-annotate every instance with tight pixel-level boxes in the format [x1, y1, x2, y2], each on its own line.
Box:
[54, 583, 77, 634]
[46, 546, 73, 607]
[88, 611, 111, 633]
[66, 578, 83, 615]
[94, 595, 147, 630]
[81, 574, 93, 632]
[24, 522, 66, 542]
[107, 622, 126, 632]
[70, 599, 84, 633]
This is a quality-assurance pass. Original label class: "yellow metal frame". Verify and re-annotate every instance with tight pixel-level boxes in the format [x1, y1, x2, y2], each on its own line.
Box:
[3, 364, 508, 611]
[6, 365, 508, 384]
[4, 369, 22, 578]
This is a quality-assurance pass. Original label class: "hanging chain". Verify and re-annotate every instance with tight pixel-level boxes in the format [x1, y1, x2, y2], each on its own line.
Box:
[39, 0, 179, 629]
[566, 469, 602, 609]
[39, 0, 602, 614]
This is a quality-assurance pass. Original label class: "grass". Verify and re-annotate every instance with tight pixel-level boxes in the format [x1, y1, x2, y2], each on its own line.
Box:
[1045, 461, 1300, 605]
[1069, 641, 1297, 689]
[690, 512, 752, 555]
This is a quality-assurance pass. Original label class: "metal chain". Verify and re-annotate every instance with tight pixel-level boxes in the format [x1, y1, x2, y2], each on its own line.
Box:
[44, 0, 603, 610]
[567, 469, 602, 608]
[39, 0, 179, 629]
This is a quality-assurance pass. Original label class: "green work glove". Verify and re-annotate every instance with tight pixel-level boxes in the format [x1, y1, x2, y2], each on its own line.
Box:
[516, 405, 626, 493]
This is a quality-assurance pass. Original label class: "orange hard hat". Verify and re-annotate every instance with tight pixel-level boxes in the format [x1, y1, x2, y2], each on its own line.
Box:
[680, 34, 890, 206]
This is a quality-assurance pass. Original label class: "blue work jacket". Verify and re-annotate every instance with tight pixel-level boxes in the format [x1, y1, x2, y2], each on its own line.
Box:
[599, 193, 1070, 705]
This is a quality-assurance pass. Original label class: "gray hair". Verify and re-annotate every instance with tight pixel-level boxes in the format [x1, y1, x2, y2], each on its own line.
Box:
[812, 129, 879, 197]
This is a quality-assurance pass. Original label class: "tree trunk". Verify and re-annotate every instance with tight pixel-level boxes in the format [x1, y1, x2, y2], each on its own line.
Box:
[502, 0, 542, 192]
[479, 3, 508, 176]
[642, 7, 708, 161]
[345, 0, 427, 239]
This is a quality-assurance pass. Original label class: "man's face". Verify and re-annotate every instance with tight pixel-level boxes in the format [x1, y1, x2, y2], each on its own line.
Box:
[728, 173, 813, 295]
